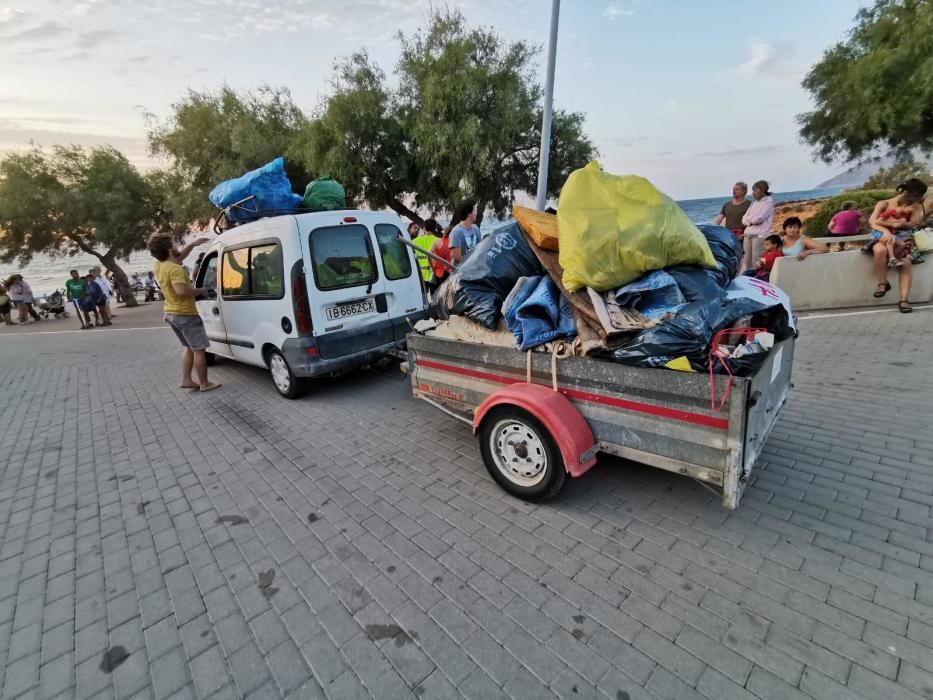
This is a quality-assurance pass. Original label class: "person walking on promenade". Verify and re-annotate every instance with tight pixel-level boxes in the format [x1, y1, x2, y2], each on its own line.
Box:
[714, 182, 751, 239]
[65, 270, 91, 328]
[148, 232, 220, 392]
[6, 275, 41, 323]
[740, 180, 775, 273]
[0, 281, 14, 325]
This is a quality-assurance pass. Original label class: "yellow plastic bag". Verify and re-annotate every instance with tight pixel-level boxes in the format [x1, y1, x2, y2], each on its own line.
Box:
[558, 161, 717, 292]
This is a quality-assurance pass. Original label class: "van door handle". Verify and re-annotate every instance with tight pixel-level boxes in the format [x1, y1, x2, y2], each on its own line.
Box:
[374, 293, 388, 313]
[212, 307, 220, 315]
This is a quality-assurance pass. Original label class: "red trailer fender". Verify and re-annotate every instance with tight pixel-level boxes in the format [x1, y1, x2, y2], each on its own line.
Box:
[473, 383, 598, 478]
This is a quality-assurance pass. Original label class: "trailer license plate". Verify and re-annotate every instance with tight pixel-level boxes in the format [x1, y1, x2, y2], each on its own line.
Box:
[325, 299, 375, 320]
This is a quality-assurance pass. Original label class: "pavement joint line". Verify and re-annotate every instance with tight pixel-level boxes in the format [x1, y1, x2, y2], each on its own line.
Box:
[1, 325, 170, 336]
[797, 304, 933, 321]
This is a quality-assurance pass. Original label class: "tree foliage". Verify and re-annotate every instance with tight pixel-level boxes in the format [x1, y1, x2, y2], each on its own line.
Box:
[861, 159, 932, 189]
[158, 10, 596, 223]
[292, 52, 415, 219]
[798, 0, 933, 163]
[0, 146, 156, 303]
[148, 85, 310, 225]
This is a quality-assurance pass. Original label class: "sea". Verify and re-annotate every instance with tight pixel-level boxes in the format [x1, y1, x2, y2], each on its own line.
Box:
[9, 186, 844, 295]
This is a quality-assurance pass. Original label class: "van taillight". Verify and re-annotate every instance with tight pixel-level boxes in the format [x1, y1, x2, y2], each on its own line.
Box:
[293, 276, 312, 335]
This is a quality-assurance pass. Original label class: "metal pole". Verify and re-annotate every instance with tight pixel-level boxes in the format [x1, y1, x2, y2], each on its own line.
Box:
[535, 0, 560, 211]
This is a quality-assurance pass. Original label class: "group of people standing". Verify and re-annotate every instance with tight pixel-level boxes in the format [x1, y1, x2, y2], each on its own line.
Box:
[715, 177, 930, 313]
[406, 199, 483, 294]
[64, 268, 115, 328]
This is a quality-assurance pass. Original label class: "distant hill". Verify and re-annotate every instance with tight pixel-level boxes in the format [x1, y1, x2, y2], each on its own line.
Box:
[817, 155, 933, 189]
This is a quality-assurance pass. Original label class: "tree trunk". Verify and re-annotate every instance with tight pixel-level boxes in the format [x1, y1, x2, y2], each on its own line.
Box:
[101, 254, 138, 307]
[387, 199, 423, 225]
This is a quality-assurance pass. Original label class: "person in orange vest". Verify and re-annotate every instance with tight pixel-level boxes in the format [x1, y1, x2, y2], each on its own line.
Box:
[429, 218, 453, 291]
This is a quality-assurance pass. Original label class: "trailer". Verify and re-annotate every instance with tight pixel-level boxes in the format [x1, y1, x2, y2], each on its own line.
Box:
[407, 333, 794, 509]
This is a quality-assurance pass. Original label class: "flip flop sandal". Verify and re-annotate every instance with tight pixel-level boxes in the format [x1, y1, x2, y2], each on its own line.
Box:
[873, 282, 891, 298]
[899, 301, 913, 313]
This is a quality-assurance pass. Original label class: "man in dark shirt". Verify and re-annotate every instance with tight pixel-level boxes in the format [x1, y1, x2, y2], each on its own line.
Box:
[714, 182, 751, 238]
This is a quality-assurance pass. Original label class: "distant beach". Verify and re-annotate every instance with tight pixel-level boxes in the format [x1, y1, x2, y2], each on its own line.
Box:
[9, 186, 844, 294]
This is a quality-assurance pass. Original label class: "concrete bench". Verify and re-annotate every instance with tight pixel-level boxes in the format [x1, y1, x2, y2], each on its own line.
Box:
[771, 246, 933, 311]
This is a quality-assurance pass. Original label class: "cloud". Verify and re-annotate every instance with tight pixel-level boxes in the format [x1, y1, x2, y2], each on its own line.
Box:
[0, 7, 27, 27]
[733, 41, 779, 79]
[71, 0, 106, 16]
[603, 1, 637, 19]
[0, 19, 70, 42]
[603, 135, 646, 148]
[695, 144, 786, 158]
[76, 29, 117, 48]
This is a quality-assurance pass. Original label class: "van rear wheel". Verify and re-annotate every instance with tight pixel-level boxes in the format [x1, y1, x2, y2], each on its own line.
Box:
[268, 348, 304, 399]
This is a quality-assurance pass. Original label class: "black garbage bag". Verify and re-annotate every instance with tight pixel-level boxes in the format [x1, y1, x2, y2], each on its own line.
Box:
[665, 265, 722, 302]
[666, 224, 742, 301]
[610, 276, 794, 375]
[432, 222, 545, 329]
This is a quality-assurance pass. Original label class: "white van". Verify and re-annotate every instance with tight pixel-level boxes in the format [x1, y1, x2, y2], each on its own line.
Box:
[193, 210, 425, 398]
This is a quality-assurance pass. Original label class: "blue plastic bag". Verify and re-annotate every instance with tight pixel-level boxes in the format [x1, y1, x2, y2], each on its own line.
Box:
[613, 270, 686, 320]
[209, 157, 303, 222]
[503, 275, 576, 351]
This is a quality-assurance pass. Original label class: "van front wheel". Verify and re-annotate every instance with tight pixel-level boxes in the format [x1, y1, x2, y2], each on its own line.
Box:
[268, 348, 304, 399]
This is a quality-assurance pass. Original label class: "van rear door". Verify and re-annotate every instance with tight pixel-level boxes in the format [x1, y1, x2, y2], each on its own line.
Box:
[300, 219, 393, 359]
[371, 221, 426, 341]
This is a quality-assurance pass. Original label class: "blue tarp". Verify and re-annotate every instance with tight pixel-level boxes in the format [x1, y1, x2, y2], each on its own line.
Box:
[503, 275, 576, 351]
[613, 269, 686, 320]
[209, 157, 303, 222]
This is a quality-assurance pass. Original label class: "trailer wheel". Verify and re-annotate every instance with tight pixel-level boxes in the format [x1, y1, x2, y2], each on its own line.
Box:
[478, 406, 567, 501]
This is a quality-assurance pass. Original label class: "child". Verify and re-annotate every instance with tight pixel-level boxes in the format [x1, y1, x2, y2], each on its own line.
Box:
[871, 204, 911, 268]
[742, 234, 783, 282]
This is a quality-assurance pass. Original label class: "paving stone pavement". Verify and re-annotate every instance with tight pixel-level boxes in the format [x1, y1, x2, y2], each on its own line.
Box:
[1, 306, 932, 700]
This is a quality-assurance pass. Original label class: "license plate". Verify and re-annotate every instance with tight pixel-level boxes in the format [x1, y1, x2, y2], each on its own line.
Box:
[325, 299, 375, 320]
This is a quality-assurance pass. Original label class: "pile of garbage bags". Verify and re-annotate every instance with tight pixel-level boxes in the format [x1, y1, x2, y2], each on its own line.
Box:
[209, 157, 303, 222]
[209, 158, 347, 224]
[429, 161, 792, 377]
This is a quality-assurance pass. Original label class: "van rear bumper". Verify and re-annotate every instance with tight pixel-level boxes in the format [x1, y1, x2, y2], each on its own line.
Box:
[281, 337, 406, 378]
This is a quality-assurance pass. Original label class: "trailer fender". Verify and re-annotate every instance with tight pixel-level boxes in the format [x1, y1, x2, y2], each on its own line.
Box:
[473, 383, 598, 478]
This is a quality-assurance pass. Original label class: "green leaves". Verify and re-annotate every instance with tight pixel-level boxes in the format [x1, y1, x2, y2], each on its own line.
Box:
[153, 8, 596, 224]
[798, 0, 933, 162]
[0, 146, 154, 265]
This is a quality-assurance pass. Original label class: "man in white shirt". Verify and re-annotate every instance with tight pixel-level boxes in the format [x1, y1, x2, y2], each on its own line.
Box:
[144, 270, 161, 302]
[90, 267, 116, 317]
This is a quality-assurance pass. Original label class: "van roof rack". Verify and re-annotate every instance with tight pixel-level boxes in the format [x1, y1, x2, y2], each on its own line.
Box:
[212, 196, 356, 235]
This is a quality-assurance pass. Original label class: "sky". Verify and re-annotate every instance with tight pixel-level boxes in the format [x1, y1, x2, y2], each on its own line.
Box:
[0, 0, 870, 200]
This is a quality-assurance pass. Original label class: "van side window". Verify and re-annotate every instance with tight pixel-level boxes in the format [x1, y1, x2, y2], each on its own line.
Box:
[250, 244, 283, 295]
[221, 242, 284, 299]
[196, 253, 218, 291]
[374, 224, 413, 281]
[309, 225, 376, 291]
[222, 249, 250, 297]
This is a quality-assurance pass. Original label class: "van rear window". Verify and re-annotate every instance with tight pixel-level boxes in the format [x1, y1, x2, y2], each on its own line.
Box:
[309, 225, 376, 291]
[374, 224, 412, 281]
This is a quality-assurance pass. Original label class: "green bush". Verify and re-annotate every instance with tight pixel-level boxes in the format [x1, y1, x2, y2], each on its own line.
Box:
[804, 190, 894, 236]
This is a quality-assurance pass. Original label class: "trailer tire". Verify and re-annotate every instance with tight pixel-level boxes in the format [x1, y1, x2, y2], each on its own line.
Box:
[478, 405, 567, 501]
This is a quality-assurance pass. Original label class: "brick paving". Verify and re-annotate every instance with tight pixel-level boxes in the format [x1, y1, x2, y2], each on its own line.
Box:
[0, 305, 932, 699]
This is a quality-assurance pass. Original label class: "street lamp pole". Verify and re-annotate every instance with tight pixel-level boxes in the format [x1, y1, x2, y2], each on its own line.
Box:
[535, 0, 560, 211]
